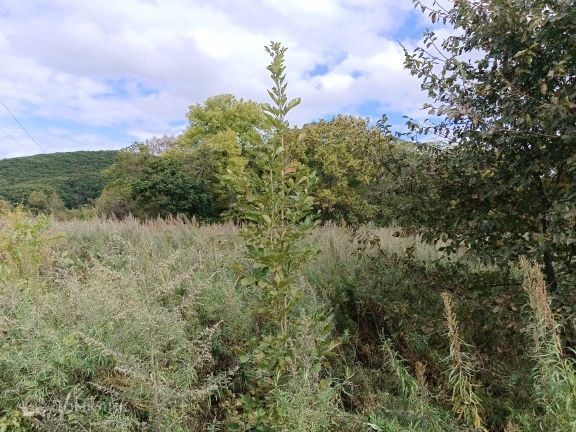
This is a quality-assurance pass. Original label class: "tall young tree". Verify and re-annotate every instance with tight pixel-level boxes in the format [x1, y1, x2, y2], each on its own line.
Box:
[225, 42, 332, 430]
[404, 0, 576, 290]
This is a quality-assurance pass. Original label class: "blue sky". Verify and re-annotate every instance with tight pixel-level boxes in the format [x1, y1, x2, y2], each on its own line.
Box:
[0, 0, 438, 159]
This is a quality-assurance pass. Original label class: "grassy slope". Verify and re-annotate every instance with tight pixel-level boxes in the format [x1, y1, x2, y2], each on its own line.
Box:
[0, 150, 118, 208]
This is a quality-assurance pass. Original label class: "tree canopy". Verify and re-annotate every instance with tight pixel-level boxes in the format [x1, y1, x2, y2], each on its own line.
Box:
[291, 116, 395, 224]
[402, 0, 576, 289]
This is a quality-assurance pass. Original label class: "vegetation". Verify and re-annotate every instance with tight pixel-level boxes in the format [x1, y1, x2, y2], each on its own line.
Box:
[401, 0, 576, 289]
[1, 0, 575, 430]
[1, 210, 574, 430]
[290, 116, 396, 224]
[223, 42, 335, 430]
[0, 151, 117, 209]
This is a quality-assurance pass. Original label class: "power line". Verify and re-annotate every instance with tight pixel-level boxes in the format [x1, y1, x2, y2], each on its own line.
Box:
[0, 125, 23, 147]
[0, 97, 44, 153]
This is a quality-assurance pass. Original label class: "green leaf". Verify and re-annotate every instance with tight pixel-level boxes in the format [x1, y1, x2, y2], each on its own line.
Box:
[240, 276, 257, 286]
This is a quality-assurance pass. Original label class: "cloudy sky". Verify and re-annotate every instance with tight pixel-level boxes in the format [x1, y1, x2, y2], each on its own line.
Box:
[0, 0, 437, 159]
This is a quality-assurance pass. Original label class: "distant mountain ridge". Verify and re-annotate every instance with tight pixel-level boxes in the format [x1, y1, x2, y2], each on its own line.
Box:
[0, 150, 118, 208]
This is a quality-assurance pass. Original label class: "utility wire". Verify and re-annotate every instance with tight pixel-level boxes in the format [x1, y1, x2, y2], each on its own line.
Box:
[0, 97, 43, 153]
[0, 125, 23, 147]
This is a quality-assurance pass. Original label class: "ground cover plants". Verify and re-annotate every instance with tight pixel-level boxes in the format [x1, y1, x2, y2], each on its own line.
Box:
[2, 1, 576, 429]
[1, 208, 575, 431]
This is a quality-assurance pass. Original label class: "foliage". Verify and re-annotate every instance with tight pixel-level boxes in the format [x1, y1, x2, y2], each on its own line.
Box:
[95, 183, 134, 219]
[224, 42, 339, 430]
[178, 94, 269, 152]
[171, 132, 248, 216]
[519, 258, 576, 431]
[376, 340, 456, 432]
[227, 42, 317, 330]
[100, 145, 216, 220]
[2, 215, 576, 430]
[290, 116, 395, 224]
[403, 0, 576, 289]
[441, 292, 485, 430]
[129, 154, 213, 219]
[0, 217, 247, 431]
[0, 151, 117, 209]
[171, 94, 271, 216]
[0, 205, 58, 281]
[138, 135, 177, 155]
[27, 190, 66, 216]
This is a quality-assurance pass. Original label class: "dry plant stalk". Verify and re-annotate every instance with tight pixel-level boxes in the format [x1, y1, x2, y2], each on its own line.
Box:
[441, 291, 485, 431]
[519, 257, 576, 430]
[519, 257, 560, 348]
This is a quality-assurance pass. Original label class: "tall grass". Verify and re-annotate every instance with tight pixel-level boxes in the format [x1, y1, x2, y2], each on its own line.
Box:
[441, 292, 485, 431]
[1, 214, 248, 430]
[1, 212, 575, 430]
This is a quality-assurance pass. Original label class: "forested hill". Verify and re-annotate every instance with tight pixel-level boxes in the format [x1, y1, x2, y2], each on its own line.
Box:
[0, 150, 118, 208]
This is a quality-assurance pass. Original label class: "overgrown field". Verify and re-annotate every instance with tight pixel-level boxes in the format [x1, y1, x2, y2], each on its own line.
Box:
[1, 209, 575, 431]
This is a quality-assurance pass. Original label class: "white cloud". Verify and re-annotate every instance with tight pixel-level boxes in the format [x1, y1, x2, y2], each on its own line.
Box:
[0, 0, 438, 158]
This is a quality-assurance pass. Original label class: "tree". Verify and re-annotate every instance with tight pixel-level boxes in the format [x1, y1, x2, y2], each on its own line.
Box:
[291, 116, 394, 224]
[224, 42, 330, 429]
[140, 135, 177, 155]
[173, 94, 270, 215]
[27, 190, 50, 214]
[170, 131, 248, 215]
[130, 155, 213, 219]
[100, 145, 215, 220]
[403, 0, 576, 290]
[95, 184, 134, 219]
[177, 94, 269, 151]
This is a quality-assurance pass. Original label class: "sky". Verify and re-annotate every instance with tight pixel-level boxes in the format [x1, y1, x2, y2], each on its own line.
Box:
[0, 0, 439, 159]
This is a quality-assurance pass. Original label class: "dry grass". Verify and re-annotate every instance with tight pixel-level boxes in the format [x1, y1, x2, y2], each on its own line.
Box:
[2, 214, 574, 431]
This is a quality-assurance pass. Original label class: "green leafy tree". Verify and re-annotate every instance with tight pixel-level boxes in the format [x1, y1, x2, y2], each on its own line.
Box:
[130, 154, 213, 219]
[228, 42, 317, 333]
[27, 190, 50, 214]
[95, 183, 134, 219]
[174, 94, 270, 214]
[291, 116, 394, 224]
[98, 144, 153, 218]
[178, 94, 270, 151]
[403, 0, 576, 289]
[171, 131, 248, 215]
[101, 144, 215, 220]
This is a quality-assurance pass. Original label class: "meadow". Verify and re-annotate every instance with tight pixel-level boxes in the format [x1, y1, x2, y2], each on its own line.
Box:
[1, 208, 574, 431]
[1, 1, 575, 430]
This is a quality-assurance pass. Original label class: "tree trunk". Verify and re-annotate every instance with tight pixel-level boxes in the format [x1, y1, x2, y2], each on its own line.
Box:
[543, 250, 558, 292]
